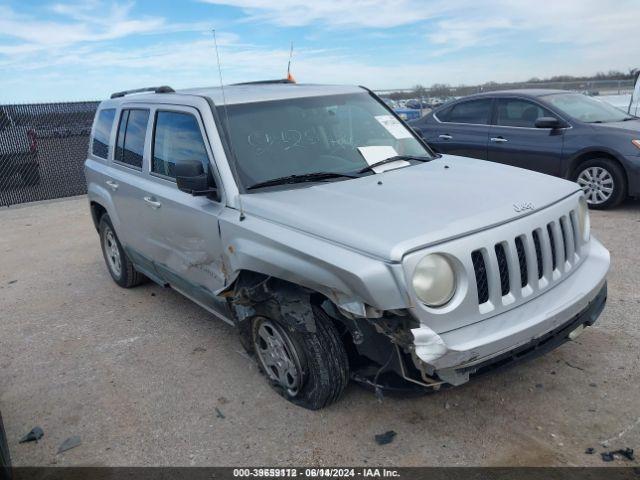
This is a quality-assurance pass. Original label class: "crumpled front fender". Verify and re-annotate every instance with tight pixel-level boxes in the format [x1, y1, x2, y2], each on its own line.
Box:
[218, 209, 412, 316]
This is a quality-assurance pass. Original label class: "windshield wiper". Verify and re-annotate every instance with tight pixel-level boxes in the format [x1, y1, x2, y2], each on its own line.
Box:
[358, 155, 431, 174]
[246, 171, 359, 190]
[623, 116, 637, 121]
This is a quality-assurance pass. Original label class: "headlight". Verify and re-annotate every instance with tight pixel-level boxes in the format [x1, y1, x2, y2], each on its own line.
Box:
[577, 195, 590, 242]
[412, 254, 456, 307]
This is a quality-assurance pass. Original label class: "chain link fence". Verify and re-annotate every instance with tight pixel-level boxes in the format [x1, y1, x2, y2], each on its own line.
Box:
[0, 102, 98, 207]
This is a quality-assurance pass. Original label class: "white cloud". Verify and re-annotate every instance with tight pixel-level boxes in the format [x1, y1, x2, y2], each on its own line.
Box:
[0, 4, 162, 48]
[0, 1, 215, 56]
[1, 0, 640, 102]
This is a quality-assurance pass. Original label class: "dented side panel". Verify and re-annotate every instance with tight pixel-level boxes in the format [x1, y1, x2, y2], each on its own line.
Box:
[218, 208, 411, 314]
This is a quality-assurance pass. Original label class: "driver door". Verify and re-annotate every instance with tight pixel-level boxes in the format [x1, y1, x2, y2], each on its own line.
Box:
[143, 105, 230, 320]
[487, 98, 565, 176]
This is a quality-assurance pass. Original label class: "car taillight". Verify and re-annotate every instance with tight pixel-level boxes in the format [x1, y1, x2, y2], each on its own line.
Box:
[27, 129, 37, 153]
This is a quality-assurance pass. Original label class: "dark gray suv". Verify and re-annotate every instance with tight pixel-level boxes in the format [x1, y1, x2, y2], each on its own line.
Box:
[411, 89, 640, 208]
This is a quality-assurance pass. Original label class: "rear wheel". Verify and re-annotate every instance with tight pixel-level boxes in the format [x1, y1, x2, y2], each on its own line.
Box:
[251, 306, 349, 410]
[99, 214, 147, 288]
[574, 159, 626, 209]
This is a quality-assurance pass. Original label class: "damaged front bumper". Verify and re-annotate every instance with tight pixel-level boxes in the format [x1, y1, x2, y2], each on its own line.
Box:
[410, 237, 609, 386]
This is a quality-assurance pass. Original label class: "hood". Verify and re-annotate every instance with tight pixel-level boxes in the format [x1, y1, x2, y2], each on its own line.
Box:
[239, 156, 580, 262]
[591, 118, 640, 134]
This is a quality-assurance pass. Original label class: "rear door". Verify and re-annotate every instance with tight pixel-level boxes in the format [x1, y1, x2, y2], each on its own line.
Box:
[106, 106, 156, 274]
[427, 98, 492, 159]
[142, 105, 230, 320]
[487, 97, 565, 176]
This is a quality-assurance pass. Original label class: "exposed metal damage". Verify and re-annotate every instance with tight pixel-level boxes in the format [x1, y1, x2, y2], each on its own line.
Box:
[223, 272, 448, 393]
[227, 274, 317, 333]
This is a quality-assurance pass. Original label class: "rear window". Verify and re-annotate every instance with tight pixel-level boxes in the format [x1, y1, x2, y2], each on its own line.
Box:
[439, 99, 492, 125]
[92, 109, 116, 158]
[114, 109, 149, 169]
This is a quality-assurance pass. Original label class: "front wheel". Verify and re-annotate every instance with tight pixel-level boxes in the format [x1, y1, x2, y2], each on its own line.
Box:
[574, 159, 626, 209]
[251, 306, 349, 410]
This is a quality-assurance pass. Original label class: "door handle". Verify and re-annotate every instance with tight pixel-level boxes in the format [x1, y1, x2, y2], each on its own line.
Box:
[105, 180, 119, 191]
[490, 137, 508, 143]
[143, 196, 162, 209]
[438, 134, 453, 140]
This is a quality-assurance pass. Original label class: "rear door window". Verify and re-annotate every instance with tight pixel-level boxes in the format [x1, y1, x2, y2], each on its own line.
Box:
[151, 111, 209, 179]
[495, 99, 554, 128]
[114, 109, 149, 169]
[92, 108, 115, 159]
[444, 99, 492, 125]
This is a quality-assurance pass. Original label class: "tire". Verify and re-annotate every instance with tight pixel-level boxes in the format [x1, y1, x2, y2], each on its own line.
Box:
[19, 162, 40, 186]
[251, 305, 349, 410]
[574, 158, 626, 209]
[98, 214, 147, 288]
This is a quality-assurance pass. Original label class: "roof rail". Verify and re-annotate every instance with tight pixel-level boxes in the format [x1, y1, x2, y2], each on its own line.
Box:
[232, 79, 295, 86]
[110, 86, 175, 99]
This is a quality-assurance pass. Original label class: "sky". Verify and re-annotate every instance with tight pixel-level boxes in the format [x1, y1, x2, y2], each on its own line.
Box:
[1, 0, 639, 103]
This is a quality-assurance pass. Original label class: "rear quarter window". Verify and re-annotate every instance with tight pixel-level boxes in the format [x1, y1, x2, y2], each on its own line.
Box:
[114, 109, 150, 169]
[92, 108, 116, 159]
[440, 99, 492, 125]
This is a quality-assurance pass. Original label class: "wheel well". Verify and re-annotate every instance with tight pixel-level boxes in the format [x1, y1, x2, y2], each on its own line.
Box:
[225, 270, 408, 372]
[567, 151, 628, 186]
[89, 201, 107, 231]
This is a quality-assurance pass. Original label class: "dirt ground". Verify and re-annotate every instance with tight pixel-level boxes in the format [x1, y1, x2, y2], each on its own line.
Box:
[1, 196, 639, 466]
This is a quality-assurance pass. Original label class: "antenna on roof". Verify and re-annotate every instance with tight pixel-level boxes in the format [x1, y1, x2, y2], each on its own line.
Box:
[212, 29, 245, 221]
[286, 41, 295, 83]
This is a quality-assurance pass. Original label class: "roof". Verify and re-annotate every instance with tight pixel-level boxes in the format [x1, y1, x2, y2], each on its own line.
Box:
[104, 83, 365, 106]
[181, 83, 364, 105]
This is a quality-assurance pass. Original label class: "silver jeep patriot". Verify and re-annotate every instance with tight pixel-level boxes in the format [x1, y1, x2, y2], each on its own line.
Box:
[85, 82, 610, 409]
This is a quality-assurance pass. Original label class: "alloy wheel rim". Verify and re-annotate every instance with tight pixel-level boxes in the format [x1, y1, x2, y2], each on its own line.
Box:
[104, 228, 122, 277]
[577, 166, 614, 205]
[255, 319, 303, 396]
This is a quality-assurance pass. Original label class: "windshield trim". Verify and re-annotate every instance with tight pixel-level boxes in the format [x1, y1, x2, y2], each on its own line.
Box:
[210, 89, 438, 194]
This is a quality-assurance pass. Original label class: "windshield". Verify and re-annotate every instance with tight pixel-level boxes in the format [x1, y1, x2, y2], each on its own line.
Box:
[218, 92, 432, 189]
[545, 93, 633, 123]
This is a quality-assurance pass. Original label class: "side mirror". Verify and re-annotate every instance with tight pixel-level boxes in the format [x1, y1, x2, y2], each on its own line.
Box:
[535, 117, 562, 129]
[175, 160, 218, 198]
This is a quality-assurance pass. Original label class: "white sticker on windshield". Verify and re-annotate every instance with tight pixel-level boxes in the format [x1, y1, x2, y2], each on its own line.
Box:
[357, 146, 409, 173]
[375, 115, 413, 139]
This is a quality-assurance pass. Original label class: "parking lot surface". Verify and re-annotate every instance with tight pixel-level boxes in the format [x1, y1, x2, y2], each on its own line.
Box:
[1, 196, 639, 466]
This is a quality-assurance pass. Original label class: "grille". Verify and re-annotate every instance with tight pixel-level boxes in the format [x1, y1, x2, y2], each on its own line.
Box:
[532, 230, 543, 279]
[560, 216, 570, 260]
[514, 237, 528, 288]
[470, 209, 581, 308]
[471, 250, 489, 304]
[494, 243, 510, 296]
[547, 223, 557, 270]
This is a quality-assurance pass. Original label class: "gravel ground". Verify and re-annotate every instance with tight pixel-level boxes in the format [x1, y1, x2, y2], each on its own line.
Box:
[0, 196, 639, 467]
